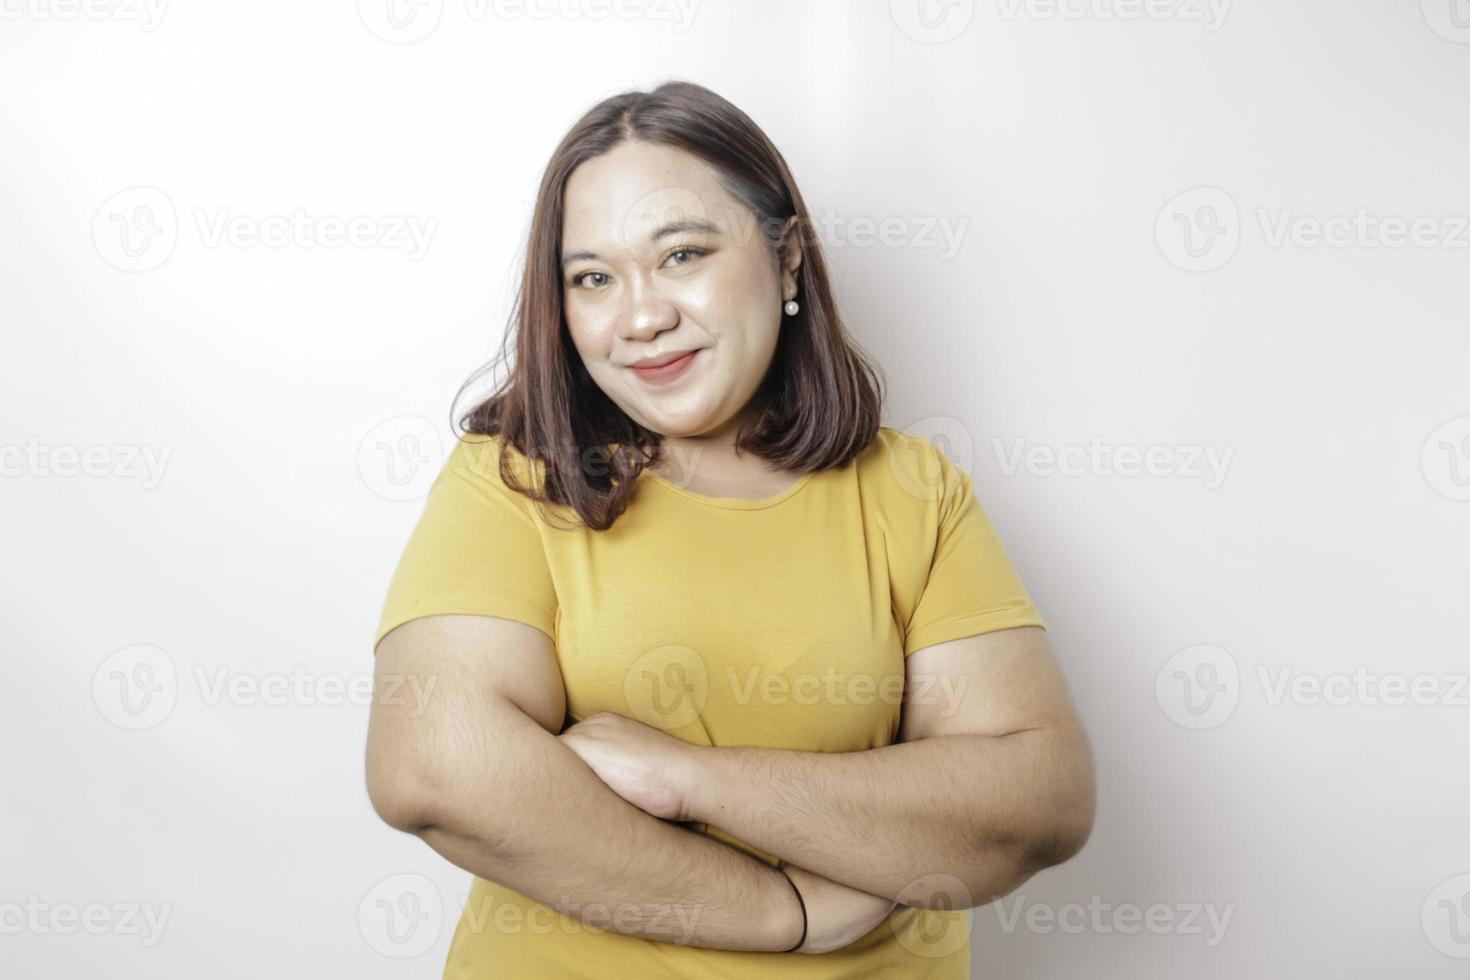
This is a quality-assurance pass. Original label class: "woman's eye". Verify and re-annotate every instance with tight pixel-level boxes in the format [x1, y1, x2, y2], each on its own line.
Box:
[570, 248, 706, 289]
[664, 247, 707, 267]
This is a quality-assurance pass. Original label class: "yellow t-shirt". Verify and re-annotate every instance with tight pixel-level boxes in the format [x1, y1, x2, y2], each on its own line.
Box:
[374, 425, 1046, 979]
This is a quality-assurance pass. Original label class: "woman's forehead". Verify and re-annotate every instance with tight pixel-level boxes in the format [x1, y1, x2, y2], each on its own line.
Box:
[562, 143, 745, 250]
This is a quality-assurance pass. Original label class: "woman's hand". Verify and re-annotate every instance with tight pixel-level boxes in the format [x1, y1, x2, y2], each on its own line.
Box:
[558, 711, 703, 821]
[780, 863, 898, 954]
[559, 711, 897, 954]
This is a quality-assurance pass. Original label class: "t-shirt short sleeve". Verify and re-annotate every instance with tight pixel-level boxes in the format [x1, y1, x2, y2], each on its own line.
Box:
[373, 434, 558, 652]
[903, 441, 1046, 656]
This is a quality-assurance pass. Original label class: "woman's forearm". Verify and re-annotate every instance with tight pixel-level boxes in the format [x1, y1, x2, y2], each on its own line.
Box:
[685, 728, 1090, 906]
[406, 699, 802, 952]
[782, 864, 898, 955]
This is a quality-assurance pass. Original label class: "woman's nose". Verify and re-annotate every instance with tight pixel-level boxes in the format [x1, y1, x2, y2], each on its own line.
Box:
[619, 279, 679, 341]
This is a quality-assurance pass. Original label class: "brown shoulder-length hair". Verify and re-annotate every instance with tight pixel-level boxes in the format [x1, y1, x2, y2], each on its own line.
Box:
[452, 79, 886, 531]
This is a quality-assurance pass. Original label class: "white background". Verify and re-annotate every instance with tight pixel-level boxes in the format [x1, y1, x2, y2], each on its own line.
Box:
[3, 1, 1469, 976]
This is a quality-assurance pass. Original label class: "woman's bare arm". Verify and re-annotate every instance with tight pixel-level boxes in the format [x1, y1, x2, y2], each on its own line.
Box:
[559, 627, 1095, 907]
[686, 627, 1096, 905]
[364, 613, 890, 952]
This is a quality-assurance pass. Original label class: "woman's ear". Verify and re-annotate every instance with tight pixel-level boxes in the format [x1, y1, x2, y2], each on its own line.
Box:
[777, 215, 804, 286]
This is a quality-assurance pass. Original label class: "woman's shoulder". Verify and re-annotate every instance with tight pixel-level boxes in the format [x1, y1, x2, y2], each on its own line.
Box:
[860, 424, 948, 458]
[442, 431, 550, 499]
[841, 425, 983, 525]
[855, 425, 960, 502]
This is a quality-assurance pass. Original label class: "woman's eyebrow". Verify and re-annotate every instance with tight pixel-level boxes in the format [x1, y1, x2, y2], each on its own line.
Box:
[561, 218, 722, 268]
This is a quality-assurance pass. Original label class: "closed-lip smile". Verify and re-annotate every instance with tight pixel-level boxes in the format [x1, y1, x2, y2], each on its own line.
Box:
[628, 348, 702, 383]
[629, 349, 700, 369]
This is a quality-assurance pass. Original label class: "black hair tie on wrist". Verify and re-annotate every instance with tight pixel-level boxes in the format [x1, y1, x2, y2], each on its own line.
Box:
[777, 865, 807, 953]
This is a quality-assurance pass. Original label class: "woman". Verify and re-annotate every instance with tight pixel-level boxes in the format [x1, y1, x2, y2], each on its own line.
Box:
[366, 80, 1095, 978]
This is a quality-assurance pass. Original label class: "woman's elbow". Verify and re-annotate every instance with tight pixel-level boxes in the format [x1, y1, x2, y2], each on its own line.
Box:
[1025, 729, 1097, 871]
[364, 717, 465, 835]
[365, 753, 445, 835]
[1022, 810, 1093, 872]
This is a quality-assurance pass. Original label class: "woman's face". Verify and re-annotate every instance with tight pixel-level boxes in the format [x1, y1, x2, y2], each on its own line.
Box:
[559, 140, 800, 447]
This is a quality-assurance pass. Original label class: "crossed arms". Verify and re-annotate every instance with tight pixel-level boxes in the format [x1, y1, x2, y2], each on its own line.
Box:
[364, 615, 1095, 954]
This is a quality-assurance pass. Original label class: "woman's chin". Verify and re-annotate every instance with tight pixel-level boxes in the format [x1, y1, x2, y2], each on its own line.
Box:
[639, 409, 733, 440]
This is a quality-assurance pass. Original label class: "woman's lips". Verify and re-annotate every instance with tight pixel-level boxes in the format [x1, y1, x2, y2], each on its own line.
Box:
[630, 349, 701, 383]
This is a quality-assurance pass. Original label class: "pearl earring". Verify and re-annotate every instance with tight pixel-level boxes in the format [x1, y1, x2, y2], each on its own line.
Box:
[783, 298, 800, 316]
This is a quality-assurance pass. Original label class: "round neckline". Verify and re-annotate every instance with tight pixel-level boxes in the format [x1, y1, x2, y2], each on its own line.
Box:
[641, 466, 817, 511]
